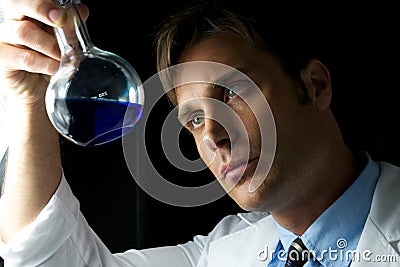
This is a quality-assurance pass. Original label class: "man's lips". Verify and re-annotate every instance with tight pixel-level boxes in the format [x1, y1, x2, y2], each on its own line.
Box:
[220, 157, 258, 181]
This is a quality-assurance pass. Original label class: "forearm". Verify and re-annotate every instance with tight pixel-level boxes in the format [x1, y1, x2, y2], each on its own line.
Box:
[1, 101, 62, 243]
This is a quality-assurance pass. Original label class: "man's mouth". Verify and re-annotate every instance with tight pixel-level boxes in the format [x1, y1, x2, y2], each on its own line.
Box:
[220, 157, 258, 182]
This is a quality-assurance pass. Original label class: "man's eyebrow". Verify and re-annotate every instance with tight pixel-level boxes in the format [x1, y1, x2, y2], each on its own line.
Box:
[213, 66, 249, 86]
[177, 104, 192, 125]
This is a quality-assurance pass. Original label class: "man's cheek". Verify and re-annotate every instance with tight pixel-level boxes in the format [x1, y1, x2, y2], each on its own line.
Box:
[198, 148, 215, 168]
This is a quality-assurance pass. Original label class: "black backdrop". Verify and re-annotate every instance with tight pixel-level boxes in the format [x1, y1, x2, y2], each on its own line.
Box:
[58, 0, 399, 254]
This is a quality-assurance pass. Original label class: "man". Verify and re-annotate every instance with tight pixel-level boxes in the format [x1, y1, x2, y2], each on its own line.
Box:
[0, 0, 399, 266]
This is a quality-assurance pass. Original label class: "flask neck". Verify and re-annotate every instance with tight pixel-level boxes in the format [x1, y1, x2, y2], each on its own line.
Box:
[54, 0, 93, 58]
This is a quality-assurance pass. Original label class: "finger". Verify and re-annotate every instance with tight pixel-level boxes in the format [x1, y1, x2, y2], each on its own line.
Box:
[0, 19, 61, 60]
[1, 0, 67, 27]
[0, 43, 60, 76]
[75, 3, 89, 22]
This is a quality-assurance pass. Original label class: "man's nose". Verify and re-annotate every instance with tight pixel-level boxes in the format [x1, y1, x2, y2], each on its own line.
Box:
[201, 118, 232, 152]
[196, 98, 245, 158]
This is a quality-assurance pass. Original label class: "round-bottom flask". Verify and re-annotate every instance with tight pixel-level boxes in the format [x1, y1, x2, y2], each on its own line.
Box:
[46, 0, 144, 147]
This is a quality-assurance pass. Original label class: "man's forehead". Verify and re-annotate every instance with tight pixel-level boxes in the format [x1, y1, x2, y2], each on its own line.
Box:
[171, 61, 248, 89]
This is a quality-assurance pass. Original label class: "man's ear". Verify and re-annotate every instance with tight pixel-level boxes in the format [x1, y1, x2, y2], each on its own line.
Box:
[300, 59, 332, 111]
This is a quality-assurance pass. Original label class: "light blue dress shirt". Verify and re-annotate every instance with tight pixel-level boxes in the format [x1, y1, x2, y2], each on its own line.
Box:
[267, 152, 380, 267]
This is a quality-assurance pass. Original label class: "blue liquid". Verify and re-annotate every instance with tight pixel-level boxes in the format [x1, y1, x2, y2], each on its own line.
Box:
[52, 98, 143, 146]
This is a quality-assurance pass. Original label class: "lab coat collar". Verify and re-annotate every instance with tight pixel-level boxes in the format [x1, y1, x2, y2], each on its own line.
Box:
[237, 211, 270, 227]
[207, 214, 279, 267]
[348, 162, 400, 266]
[368, 162, 400, 242]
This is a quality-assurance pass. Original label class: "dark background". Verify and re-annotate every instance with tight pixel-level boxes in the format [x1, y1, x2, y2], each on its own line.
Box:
[58, 0, 399, 254]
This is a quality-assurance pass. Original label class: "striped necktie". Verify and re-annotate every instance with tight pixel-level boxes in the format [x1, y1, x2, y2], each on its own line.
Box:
[285, 237, 311, 267]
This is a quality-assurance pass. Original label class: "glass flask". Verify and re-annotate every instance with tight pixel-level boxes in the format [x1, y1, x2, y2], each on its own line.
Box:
[46, 0, 144, 147]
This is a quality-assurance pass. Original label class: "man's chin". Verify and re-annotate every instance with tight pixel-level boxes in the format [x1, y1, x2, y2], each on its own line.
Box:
[227, 184, 269, 212]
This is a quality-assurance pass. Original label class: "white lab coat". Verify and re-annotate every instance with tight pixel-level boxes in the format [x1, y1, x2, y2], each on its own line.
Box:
[0, 161, 399, 266]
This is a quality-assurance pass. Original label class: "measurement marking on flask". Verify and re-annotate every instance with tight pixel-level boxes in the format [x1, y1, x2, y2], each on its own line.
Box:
[98, 91, 108, 98]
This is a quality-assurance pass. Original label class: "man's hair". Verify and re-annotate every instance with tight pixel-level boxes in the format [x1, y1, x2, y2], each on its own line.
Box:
[154, 0, 331, 106]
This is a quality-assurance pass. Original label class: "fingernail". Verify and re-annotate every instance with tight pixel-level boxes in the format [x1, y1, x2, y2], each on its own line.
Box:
[49, 8, 66, 26]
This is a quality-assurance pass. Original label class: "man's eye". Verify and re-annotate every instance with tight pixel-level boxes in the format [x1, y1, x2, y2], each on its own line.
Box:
[187, 111, 204, 129]
[191, 116, 204, 128]
[226, 89, 237, 99]
[224, 81, 248, 101]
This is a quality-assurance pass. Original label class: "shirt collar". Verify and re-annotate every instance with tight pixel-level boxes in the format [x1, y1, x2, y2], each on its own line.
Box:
[274, 152, 380, 266]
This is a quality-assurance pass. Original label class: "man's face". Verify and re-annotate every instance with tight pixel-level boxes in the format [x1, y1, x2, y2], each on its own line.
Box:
[174, 33, 323, 212]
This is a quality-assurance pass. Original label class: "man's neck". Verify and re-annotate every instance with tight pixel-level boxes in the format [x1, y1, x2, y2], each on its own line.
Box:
[271, 149, 359, 235]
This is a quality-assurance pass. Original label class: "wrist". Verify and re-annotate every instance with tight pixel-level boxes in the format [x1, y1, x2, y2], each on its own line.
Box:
[7, 94, 47, 115]
[6, 97, 57, 143]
